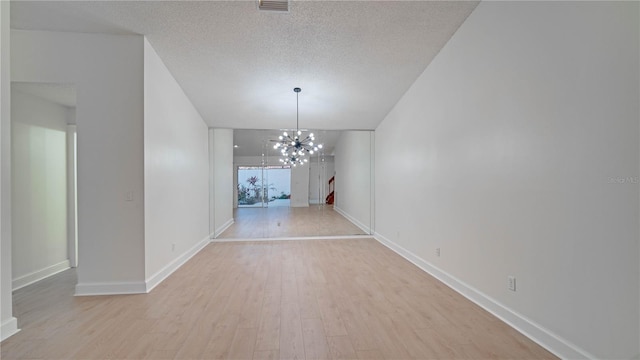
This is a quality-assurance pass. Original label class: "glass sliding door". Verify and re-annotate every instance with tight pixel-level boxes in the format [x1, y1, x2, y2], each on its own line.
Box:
[237, 165, 290, 208]
[264, 166, 291, 207]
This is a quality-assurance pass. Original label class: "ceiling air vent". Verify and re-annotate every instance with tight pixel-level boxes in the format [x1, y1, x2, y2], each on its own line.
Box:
[258, 0, 289, 12]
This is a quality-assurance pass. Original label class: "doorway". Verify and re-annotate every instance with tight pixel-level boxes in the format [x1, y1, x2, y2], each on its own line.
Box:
[237, 165, 291, 208]
[10, 82, 78, 290]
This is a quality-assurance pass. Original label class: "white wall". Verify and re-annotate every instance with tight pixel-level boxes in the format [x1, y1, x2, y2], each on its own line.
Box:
[211, 128, 234, 237]
[11, 89, 69, 289]
[290, 164, 310, 207]
[66, 123, 77, 268]
[375, 2, 639, 359]
[143, 39, 210, 289]
[309, 156, 334, 205]
[0, 0, 18, 341]
[12, 30, 146, 295]
[334, 131, 373, 233]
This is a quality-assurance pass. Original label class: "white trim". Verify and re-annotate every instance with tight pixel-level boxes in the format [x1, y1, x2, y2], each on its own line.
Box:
[374, 232, 596, 360]
[1, 317, 19, 341]
[145, 235, 211, 292]
[66, 125, 78, 268]
[75, 281, 146, 296]
[12, 260, 70, 291]
[213, 218, 234, 238]
[212, 234, 374, 243]
[333, 206, 371, 234]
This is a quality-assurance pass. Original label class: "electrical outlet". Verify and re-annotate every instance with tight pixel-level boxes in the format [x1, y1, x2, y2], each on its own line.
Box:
[436, 248, 441, 257]
[507, 276, 516, 291]
[171, 243, 176, 252]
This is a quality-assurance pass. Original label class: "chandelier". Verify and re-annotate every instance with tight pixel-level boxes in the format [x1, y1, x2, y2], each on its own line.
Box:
[273, 87, 322, 166]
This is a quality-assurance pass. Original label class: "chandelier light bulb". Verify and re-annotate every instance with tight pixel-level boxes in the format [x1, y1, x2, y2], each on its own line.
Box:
[309, 142, 313, 146]
[310, 150, 314, 154]
[318, 144, 323, 149]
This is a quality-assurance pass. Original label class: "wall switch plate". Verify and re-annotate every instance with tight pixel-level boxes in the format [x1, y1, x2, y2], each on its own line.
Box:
[124, 191, 133, 201]
[436, 248, 441, 257]
[507, 276, 516, 291]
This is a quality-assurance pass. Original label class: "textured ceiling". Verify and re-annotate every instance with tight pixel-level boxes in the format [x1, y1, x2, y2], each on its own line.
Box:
[10, 1, 478, 130]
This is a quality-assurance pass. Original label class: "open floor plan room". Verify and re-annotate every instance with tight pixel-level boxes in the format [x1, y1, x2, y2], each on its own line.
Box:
[1, 1, 638, 359]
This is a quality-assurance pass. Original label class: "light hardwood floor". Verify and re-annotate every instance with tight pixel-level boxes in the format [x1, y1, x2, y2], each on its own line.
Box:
[1, 239, 556, 359]
[219, 205, 368, 239]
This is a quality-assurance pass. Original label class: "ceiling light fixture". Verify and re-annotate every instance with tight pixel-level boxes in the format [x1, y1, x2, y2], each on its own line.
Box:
[272, 87, 322, 167]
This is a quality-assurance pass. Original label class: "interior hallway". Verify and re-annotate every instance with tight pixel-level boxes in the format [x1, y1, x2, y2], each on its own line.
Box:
[219, 205, 368, 239]
[1, 239, 555, 359]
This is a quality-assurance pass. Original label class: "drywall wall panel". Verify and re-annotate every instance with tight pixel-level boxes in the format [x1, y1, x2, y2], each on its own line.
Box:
[143, 38, 209, 285]
[0, 0, 18, 341]
[334, 131, 373, 233]
[12, 30, 146, 294]
[212, 129, 234, 236]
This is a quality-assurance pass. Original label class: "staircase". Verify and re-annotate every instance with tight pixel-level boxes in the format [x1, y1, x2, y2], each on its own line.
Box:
[326, 176, 335, 205]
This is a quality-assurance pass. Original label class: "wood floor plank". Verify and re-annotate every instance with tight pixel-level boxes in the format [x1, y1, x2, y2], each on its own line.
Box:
[327, 335, 357, 360]
[279, 301, 305, 360]
[201, 313, 240, 359]
[228, 327, 258, 360]
[301, 317, 330, 360]
[315, 286, 348, 337]
[253, 349, 280, 360]
[356, 349, 385, 359]
[255, 293, 281, 351]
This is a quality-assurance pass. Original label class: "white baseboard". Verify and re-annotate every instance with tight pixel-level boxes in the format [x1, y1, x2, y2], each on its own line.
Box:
[374, 232, 595, 360]
[75, 281, 147, 296]
[214, 218, 234, 238]
[333, 206, 371, 234]
[12, 260, 70, 291]
[1, 317, 19, 341]
[145, 235, 211, 292]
